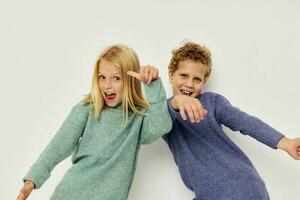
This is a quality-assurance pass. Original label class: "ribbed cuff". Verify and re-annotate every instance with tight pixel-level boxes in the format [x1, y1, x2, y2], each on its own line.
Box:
[143, 78, 166, 103]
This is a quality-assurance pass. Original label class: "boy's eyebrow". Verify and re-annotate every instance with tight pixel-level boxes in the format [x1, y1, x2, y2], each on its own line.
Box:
[179, 73, 202, 79]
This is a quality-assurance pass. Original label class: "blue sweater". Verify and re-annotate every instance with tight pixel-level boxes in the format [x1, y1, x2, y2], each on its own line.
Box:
[163, 92, 284, 200]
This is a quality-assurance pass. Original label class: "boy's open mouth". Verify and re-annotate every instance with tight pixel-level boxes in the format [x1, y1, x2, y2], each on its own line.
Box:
[105, 92, 116, 100]
[180, 89, 192, 96]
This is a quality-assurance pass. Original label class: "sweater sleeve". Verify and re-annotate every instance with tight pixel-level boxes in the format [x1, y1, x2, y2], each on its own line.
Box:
[215, 94, 284, 149]
[23, 103, 90, 189]
[166, 97, 183, 121]
[139, 78, 173, 144]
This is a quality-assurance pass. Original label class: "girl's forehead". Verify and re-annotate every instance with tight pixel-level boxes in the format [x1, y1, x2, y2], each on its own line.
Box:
[99, 60, 121, 74]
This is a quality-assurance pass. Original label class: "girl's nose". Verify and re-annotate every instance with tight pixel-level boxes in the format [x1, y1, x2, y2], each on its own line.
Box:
[104, 79, 112, 89]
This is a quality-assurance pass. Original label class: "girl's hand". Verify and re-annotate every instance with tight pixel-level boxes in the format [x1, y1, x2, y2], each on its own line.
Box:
[171, 95, 207, 123]
[127, 65, 159, 84]
[16, 180, 35, 200]
[277, 137, 300, 160]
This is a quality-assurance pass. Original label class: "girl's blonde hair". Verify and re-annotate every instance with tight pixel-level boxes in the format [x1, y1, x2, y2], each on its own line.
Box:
[82, 44, 149, 124]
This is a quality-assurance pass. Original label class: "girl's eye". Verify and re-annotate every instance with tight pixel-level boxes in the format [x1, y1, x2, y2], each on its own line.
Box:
[113, 76, 121, 81]
[98, 75, 105, 80]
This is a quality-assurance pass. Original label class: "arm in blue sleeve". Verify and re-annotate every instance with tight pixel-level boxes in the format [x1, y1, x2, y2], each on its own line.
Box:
[166, 97, 183, 121]
[215, 94, 284, 149]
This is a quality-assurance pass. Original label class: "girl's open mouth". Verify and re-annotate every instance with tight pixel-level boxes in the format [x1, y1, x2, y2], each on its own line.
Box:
[105, 92, 116, 100]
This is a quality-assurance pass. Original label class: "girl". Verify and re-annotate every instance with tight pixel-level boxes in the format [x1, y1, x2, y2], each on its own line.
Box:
[17, 44, 172, 200]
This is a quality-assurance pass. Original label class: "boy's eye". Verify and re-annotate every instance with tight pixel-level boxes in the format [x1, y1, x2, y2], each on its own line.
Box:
[180, 74, 188, 78]
[195, 78, 202, 82]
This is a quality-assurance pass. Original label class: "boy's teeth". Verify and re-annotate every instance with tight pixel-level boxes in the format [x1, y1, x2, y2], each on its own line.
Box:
[181, 90, 192, 96]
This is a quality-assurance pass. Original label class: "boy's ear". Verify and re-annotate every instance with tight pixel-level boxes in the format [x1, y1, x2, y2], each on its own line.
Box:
[168, 70, 174, 84]
[204, 76, 209, 83]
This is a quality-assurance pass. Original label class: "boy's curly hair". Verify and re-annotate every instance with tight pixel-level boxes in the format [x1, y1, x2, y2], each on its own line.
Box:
[169, 42, 212, 81]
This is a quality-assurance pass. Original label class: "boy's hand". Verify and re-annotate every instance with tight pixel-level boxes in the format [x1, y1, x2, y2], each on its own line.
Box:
[171, 95, 207, 123]
[127, 65, 159, 84]
[277, 137, 300, 160]
[16, 180, 35, 200]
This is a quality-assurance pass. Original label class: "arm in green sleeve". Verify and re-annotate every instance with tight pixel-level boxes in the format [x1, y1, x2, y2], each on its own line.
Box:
[23, 103, 90, 189]
[140, 78, 172, 144]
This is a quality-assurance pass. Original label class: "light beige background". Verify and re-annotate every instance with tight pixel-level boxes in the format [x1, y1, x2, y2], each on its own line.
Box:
[1, 0, 299, 199]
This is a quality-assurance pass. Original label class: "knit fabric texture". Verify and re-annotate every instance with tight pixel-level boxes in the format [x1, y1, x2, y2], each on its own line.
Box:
[24, 78, 172, 200]
[163, 92, 284, 200]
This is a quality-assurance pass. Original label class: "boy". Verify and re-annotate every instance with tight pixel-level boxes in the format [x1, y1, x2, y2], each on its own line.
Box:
[163, 42, 300, 200]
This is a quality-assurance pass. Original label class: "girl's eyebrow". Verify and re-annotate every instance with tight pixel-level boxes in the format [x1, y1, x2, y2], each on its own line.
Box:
[97, 73, 122, 78]
[98, 71, 121, 75]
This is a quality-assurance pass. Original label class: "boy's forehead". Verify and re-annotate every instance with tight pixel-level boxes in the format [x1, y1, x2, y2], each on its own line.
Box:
[170, 61, 205, 79]
[178, 59, 203, 66]
[177, 60, 205, 72]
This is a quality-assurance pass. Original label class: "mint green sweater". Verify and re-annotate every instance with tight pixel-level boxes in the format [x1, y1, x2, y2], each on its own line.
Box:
[24, 79, 172, 200]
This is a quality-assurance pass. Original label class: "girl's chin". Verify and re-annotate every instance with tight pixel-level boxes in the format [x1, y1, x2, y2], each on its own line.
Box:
[105, 100, 121, 108]
[102, 95, 121, 107]
[106, 104, 119, 108]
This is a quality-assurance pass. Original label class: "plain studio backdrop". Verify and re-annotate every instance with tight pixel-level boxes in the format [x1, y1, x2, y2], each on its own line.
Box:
[1, 0, 299, 199]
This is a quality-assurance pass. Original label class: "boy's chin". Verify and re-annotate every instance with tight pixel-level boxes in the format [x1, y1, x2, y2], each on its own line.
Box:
[191, 93, 201, 98]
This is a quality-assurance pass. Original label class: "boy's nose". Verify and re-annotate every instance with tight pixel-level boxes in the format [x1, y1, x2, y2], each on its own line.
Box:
[185, 79, 193, 88]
